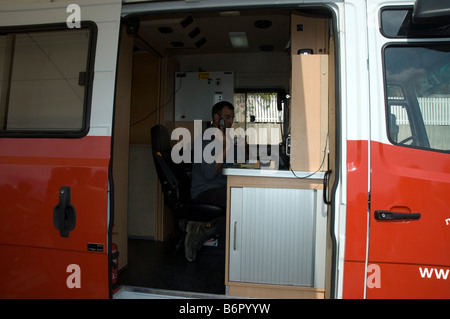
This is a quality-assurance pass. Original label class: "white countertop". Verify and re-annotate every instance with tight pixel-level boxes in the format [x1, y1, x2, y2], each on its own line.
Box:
[223, 167, 325, 179]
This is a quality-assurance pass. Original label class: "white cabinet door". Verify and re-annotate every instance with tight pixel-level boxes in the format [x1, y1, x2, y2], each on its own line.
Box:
[229, 187, 326, 287]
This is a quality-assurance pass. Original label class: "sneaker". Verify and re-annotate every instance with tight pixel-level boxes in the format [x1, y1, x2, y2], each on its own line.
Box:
[184, 221, 217, 262]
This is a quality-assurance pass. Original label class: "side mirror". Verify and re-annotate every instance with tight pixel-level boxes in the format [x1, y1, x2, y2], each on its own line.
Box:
[413, 0, 450, 25]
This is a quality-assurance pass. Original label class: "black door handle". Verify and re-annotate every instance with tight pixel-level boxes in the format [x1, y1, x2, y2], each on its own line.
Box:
[374, 210, 421, 221]
[323, 170, 332, 205]
[53, 186, 76, 237]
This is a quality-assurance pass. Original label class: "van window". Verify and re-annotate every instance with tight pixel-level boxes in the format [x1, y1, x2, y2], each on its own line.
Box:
[381, 8, 450, 38]
[0, 24, 96, 137]
[384, 44, 450, 152]
[233, 90, 283, 145]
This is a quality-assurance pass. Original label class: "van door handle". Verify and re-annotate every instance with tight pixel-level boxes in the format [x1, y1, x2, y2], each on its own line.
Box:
[374, 210, 421, 221]
[53, 186, 76, 237]
[323, 170, 332, 205]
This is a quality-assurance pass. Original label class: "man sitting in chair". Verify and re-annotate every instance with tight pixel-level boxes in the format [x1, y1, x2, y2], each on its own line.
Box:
[184, 101, 236, 262]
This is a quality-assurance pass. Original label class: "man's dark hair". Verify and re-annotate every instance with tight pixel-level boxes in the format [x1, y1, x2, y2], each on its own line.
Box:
[211, 101, 234, 118]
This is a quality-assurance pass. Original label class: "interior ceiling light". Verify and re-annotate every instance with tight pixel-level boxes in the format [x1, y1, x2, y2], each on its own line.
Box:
[180, 16, 193, 28]
[195, 37, 206, 48]
[189, 27, 201, 39]
[229, 32, 249, 49]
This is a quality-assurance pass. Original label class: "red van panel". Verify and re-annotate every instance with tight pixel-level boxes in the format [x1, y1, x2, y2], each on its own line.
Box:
[0, 137, 111, 298]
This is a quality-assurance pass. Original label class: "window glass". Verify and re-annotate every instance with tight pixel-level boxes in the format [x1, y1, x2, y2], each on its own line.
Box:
[233, 91, 283, 145]
[381, 8, 450, 38]
[0, 26, 94, 136]
[234, 92, 282, 124]
[385, 45, 450, 152]
[381, 9, 410, 37]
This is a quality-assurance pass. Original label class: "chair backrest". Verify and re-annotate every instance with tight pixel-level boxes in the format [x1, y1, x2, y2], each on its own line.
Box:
[151, 125, 225, 221]
[151, 124, 171, 159]
[151, 125, 181, 209]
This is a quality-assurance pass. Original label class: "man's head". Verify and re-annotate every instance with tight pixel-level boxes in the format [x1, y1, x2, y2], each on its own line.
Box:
[211, 101, 234, 129]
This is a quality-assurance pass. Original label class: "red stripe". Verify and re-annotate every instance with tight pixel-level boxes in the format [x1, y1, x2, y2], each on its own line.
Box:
[343, 139, 369, 298]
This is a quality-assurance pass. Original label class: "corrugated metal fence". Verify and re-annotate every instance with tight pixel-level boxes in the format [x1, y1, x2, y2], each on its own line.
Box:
[391, 97, 450, 125]
[236, 95, 449, 126]
[234, 93, 283, 123]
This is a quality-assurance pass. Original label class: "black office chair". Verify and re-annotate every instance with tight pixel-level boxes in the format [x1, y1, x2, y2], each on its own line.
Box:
[150, 124, 225, 254]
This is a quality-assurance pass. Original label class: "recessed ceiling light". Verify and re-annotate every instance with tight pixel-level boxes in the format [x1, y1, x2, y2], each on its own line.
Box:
[180, 16, 193, 28]
[195, 37, 206, 48]
[229, 32, 248, 49]
[189, 27, 201, 39]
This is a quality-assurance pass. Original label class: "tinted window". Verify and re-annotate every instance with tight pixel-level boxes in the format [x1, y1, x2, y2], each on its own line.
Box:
[0, 24, 95, 137]
[381, 8, 450, 38]
[385, 44, 450, 152]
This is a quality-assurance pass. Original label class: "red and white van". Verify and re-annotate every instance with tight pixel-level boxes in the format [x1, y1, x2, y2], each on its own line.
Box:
[0, 0, 449, 299]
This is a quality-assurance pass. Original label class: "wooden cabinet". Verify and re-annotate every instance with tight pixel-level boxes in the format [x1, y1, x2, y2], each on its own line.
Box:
[229, 187, 320, 286]
[289, 54, 328, 172]
[225, 174, 327, 298]
[290, 14, 329, 55]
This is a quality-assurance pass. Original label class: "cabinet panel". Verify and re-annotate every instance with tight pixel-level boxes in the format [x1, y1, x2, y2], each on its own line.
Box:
[229, 187, 323, 287]
[289, 54, 328, 171]
[290, 14, 329, 55]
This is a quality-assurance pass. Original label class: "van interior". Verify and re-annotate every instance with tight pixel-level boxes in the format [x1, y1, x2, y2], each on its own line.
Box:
[111, 5, 336, 297]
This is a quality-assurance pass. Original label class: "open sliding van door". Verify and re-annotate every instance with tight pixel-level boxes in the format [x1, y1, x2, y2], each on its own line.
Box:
[366, 1, 450, 298]
[0, 0, 121, 298]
